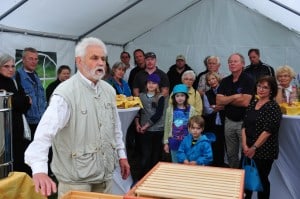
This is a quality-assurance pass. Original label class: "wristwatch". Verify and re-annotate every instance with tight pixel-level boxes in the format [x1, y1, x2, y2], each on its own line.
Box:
[252, 145, 258, 150]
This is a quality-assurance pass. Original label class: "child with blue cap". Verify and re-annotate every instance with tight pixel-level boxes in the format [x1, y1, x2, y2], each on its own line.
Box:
[163, 84, 197, 163]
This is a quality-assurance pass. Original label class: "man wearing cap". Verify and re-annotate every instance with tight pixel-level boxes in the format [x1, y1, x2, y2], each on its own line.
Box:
[132, 52, 169, 97]
[167, 55, 193, 94]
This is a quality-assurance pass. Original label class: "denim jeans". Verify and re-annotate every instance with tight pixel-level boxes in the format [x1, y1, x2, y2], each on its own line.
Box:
[170, 150, 178, 163]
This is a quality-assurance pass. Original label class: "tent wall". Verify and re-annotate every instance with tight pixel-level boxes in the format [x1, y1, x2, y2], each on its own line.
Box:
[0, 32, 76, 72]
[0, 32, 124, 75]
[106, 45, 123, 67]
[125, 0, 300, 76]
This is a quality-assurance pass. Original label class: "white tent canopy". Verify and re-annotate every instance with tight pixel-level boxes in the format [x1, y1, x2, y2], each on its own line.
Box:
[1, 1, 300, 198]
[1, 0, 300, 75]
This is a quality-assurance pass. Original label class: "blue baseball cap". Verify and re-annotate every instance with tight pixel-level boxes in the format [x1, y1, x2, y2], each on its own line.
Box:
[173, 84, 188, 95]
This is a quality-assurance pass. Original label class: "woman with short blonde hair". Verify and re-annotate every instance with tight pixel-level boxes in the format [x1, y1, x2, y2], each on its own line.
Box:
[275, 65, 298, 104]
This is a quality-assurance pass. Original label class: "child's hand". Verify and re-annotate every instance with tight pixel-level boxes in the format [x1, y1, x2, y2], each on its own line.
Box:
[163, 144, 169, 153]
[189, 161, 197, 165]
[183, 160, 189, 164]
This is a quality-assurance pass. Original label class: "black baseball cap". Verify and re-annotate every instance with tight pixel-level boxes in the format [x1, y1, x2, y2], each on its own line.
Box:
[145, 52, 156, 59]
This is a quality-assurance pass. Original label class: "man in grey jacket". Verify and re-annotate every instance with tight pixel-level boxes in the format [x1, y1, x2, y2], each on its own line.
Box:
[25, 37, 130, 197]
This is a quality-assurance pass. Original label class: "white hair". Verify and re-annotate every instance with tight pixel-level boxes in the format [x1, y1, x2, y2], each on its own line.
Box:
[75, 37, 107, 57]
[182, 70, 196, 81]
[207, 55, 220, 65]
[0, 53, 14, 67]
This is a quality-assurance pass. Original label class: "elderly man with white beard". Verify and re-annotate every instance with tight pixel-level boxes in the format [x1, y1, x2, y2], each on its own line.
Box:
[25, 37, 130, 198]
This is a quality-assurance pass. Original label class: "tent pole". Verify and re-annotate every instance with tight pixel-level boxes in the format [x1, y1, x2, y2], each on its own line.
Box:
[0, 0, 28, 21]
[269, 0, 300, 16]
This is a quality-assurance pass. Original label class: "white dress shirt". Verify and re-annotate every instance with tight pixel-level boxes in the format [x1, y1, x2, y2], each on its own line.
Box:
[284, 85, 293, 103]
[25, 72, 126, 175]
[123, 64, 134, 82]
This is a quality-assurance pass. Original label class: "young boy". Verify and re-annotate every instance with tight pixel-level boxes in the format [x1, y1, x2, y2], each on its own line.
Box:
[177, 115, 214, 165]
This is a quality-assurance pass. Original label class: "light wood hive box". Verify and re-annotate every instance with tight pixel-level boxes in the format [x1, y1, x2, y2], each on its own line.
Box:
[125, 162, 245, 199]
[61, 191, 123, 199]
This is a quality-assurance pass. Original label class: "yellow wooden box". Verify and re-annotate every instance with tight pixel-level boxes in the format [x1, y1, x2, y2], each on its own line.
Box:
[61, 191, 123, 199]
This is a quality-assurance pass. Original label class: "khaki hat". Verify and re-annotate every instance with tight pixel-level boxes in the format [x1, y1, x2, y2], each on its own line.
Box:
[176, 54, 186, 61]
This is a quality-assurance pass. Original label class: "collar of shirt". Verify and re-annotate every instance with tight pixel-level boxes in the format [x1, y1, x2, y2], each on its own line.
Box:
[213, 86, 219, 94]
[23, 67, 34, 73]
[285, 85, 293, 93]
[78, 71, 100, 94]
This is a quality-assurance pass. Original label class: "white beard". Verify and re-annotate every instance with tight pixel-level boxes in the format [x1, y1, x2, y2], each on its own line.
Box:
[83, 65, 105, 81]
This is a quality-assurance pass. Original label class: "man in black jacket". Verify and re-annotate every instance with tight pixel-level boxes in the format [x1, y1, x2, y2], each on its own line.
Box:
[244, 48, 275, 84]
[167, 54, 193, 94]
[46, 65, 71, 103]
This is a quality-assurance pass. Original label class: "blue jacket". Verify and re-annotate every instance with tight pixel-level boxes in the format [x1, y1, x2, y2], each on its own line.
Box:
[177, 133, 214, 165]
[16, 67, 47, 124]
[106, 77, 132, 97]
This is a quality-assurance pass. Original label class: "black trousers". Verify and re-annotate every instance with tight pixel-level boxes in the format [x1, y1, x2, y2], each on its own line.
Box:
[138, 130, 163, 180]
[210, 125, 225, 167]
[13, 138, 32, 176]
[244, 158, 274, 199]
[15, 123, 39, 176]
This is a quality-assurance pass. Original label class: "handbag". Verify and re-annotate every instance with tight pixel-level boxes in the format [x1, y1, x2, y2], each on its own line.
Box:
[242, 157, 263, 192]
[22, 114, 31, 141]
[13, 79, 31, 141]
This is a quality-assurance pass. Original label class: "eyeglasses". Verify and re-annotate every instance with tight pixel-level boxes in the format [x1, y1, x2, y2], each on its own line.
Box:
[183, 78, 194, 81]
[257, 85, 270, 91]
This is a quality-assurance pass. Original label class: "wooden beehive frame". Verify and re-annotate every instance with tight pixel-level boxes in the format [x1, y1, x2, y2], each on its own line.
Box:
[126, 162, 244, 199]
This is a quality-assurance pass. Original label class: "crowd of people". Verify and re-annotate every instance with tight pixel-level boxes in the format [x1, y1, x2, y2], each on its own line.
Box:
[0, 37, 299, 199]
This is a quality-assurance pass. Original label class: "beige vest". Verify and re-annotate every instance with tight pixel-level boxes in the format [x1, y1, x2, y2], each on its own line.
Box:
[51, 73, 118, 184]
